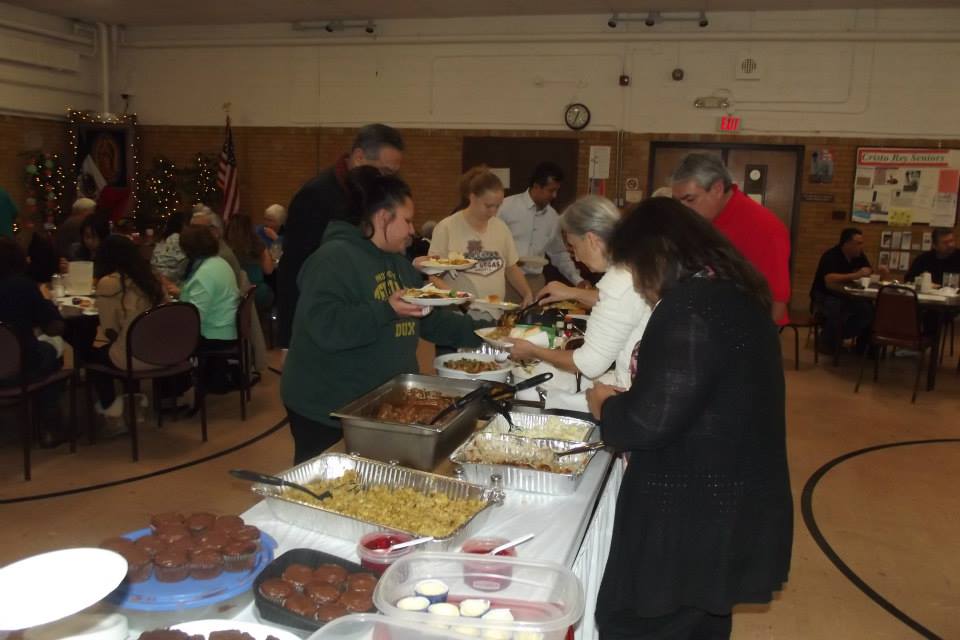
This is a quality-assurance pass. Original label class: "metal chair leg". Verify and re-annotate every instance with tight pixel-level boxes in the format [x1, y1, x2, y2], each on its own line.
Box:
[22, 396, 32, 481]
[873, 346, 880, 382]
[127, 382, 139, 462]
[912, 348, 926, 403]
[154, 379, 163, 429]
[854, 346, 869, 393]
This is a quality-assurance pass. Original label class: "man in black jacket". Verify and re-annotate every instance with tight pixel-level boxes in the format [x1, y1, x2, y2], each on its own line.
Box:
[906, 227, 960, 285]
[276, 124, 404, 348]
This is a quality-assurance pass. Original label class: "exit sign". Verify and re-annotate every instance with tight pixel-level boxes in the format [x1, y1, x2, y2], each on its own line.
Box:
[719, 115, 741, 132]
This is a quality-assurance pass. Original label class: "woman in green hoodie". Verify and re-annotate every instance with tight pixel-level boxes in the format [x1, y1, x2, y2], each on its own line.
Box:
[281, 166, 482, 463]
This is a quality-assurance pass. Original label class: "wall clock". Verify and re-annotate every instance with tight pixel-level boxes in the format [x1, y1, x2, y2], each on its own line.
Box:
[564, 103, 591, 130]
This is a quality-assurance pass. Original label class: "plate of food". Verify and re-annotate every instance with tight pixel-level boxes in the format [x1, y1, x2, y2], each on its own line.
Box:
[55, 295, 98, 316]
[402, 285, 473, 306]
[475, 325, 552, 349]
[171, 619, 302, 640]
[417, 253, 477, 272]
[471, 295, 520, 312]
[434, 352, 512, 383]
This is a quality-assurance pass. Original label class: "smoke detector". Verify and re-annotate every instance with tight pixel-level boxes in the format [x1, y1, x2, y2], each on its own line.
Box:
[735, 53, 762, 80]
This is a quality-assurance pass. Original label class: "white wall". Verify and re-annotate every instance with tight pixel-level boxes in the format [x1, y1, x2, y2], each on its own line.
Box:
[7, 5, 960, 138]
[0, 2, 101, 118]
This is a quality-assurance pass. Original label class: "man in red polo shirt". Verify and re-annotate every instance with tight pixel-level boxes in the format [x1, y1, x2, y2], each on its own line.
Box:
[671, 153, 791, 325]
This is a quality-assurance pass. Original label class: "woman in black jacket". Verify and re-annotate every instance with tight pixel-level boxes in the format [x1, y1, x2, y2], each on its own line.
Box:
[586, 197, 792, 639]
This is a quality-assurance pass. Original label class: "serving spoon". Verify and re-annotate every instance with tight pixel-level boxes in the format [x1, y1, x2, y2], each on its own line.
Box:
[489, 533, 535, 555]
[229, 469, 332, 501]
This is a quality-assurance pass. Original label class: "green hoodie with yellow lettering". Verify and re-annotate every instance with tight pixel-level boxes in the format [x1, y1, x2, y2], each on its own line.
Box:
[281, 220, 482, 427]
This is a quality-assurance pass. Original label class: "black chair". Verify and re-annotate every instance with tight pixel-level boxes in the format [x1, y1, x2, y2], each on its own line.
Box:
[84, 302, 204, 461]
[0, 323, 77, 480]
[854, 285, 932, 403]
[779, 307, 820, 371]
[196, 286, 257, 421]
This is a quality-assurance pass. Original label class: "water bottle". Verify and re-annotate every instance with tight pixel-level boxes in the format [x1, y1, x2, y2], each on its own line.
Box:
[51, 273, 65, 298]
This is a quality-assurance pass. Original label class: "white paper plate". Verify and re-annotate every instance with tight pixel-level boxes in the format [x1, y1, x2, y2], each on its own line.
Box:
[402, 289, 473, 306]
[0, 548, 128, 631]
[475, 326, 550, 349]
[172, 619, 301, 640]
[417, 258, 477, 272]
[434, 352, 512, 383]
[471, 297, 520, 312]
[518, 256, 549, 268]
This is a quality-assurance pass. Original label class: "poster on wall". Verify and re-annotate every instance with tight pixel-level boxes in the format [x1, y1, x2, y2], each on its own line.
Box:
[68, 110, 139, 223]
[851, 147, 959, 226]
[809, 148, 834, 183]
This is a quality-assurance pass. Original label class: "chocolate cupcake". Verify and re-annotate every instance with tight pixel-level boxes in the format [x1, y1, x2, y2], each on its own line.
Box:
[121, 547, 153, 583]
[195, 530, 230, 553]
[312, 563, 348, 586]
[281, 564, 315, 590]
[100, 536, 137, 555]
[190, 549, 224, 580]
[154, 524, 191, 545]
[231, 525, 261, 550]
[186, 512, 217, 534]
[138, 631, 197, 640]
[345, 573, 378, 592]
[222, 540, 257, 572]
[315, 602, 349, 622]
[168, 536, 198, 556]
[283, 593, 318, 619]
[133, 535, 167, 558]
[212, 515, 245, 533]
[154, 549, 190, 582]
[304, 581, 341, 605]
[149, 512, 185, 531]
[258, 577, 295, 605]
[340, 590, 374, 613]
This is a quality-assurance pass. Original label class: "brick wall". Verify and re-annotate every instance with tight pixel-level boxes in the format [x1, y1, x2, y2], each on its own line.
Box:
[3, 114, 957, 310]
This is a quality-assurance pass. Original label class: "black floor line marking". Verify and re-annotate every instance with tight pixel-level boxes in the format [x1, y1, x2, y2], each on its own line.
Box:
[0, 417, 289, 505]
[268, 366, 282, 376]
[801, 438, 960, 640]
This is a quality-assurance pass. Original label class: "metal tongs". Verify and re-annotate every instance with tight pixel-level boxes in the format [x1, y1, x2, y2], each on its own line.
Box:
[554, 441, 606, 459]
[427, 372, 554, 427]
[229, 469, 333, 501]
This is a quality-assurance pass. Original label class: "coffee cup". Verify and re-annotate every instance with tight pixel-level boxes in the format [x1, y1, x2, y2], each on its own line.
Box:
[859, 277, 871, 289]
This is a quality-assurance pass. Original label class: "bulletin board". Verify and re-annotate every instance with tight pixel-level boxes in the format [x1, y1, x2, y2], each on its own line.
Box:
[851, 147, 959, 227]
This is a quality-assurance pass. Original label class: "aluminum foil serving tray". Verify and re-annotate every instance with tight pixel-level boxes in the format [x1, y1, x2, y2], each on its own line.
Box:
[483, 407, 599, 443]
[450, 432, 600, 496]
[331, 373, 487, 471]
[252, 453, 504, 550]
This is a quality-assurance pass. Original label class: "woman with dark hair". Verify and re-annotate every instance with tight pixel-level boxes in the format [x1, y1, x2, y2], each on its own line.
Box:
[0, 237, 67, 446]
[77, 214, 111, 261]
[585, 197, 792, 640]
[88, 235, 168, 418]
[224, 213, 275, 311]
[281, 166, 482, 463]
[151, 211, 191, 285]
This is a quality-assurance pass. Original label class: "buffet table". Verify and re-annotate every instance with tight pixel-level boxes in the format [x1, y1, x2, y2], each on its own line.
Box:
[216, 448, 624, 640]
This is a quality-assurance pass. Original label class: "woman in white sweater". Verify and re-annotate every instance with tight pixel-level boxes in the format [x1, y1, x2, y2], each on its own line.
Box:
[509, 196, 651, 389]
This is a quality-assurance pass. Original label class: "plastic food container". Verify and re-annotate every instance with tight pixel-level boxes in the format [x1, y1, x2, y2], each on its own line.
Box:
[460, 537, 517, 592]
[306, 613, 478, 640]
[373, 552, 584, 640]
[356, 532, 415, 574]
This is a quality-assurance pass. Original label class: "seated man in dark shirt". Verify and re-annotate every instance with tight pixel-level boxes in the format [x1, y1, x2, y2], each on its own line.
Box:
[810, 227, 889, 352]
[905, 227, 960, 285]
[0, 237, 67, 447]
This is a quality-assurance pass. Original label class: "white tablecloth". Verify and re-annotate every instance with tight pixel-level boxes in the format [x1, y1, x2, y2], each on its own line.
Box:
[168, 451, 624, 638]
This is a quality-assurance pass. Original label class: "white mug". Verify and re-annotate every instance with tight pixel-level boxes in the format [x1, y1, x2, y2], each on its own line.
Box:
[859, 276, 871, 289]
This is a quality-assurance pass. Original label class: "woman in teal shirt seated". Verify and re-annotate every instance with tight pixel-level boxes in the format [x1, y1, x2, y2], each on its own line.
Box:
[177, 225, 239, 343]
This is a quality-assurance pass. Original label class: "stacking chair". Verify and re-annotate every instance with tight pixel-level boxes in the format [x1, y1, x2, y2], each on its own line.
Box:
[196, 286, 257, 421]
[85, 302, 203, 461]
[854, 285, 932, 403]
[778, 307, 820, 371]
[0, 323, 77, 480]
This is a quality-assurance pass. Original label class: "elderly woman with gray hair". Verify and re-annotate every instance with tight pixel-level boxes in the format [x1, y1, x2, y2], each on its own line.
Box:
[509, 195, 652, 392]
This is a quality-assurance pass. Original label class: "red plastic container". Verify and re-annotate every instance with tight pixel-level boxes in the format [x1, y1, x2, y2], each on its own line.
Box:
[461, 537, 517, 592]
[357, 532, 414, 574]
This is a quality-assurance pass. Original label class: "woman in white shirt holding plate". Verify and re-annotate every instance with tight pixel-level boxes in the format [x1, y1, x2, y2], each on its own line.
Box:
[509, 195, 652, 392]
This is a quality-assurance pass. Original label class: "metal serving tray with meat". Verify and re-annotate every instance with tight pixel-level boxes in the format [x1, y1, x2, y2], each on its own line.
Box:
[330, 373, 487, 471]
[251, 453, 504, 550]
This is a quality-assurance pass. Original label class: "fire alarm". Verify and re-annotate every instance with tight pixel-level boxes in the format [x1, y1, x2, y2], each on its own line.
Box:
[619, 74, 631, 86]
[672, 68, 684, 81]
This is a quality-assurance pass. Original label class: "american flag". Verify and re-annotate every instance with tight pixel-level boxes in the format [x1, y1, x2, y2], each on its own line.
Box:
[217, 115, 239, 220]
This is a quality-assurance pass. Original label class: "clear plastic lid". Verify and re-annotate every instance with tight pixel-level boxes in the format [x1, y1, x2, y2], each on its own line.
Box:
[373, 552, 584, 640]
[307, 613, 475, 639]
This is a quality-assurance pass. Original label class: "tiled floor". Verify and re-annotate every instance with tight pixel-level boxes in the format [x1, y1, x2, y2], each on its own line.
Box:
[1, 338, 958, 638]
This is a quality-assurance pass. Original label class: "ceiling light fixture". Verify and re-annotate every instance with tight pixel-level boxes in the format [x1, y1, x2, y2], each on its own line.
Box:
[607, 10, 709, 29]
[292, 19, 376, 34]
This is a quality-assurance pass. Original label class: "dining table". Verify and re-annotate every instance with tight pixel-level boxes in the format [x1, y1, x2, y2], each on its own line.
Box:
[842, 284, 960, 390]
